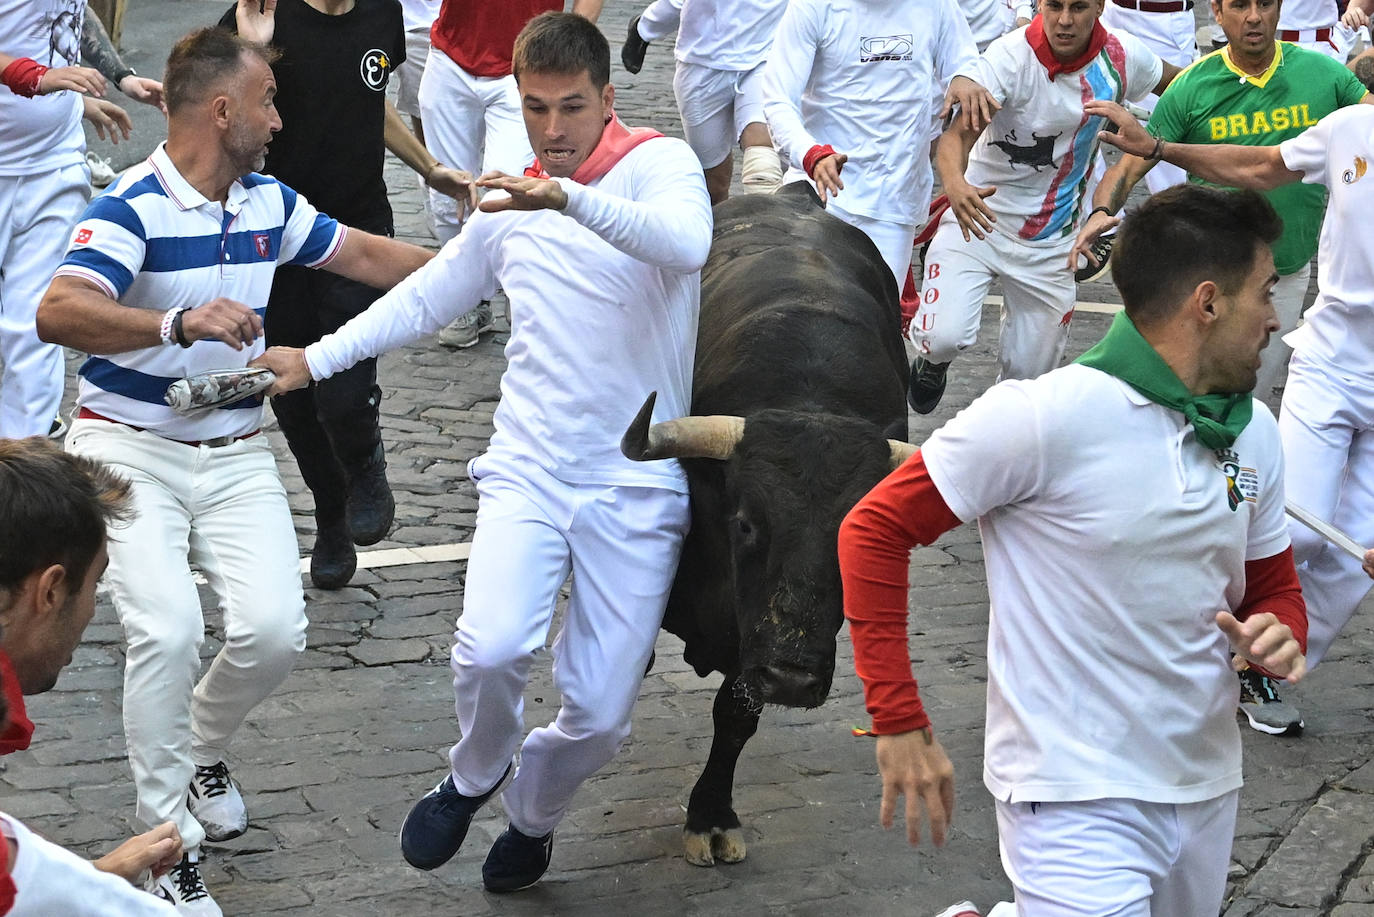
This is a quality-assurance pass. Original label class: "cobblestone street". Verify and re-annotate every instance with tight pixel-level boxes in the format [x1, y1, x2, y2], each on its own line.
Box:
[4, 1, 1374, 914]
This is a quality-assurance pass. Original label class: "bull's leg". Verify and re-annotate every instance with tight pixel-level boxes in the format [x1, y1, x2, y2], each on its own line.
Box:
[683, 675, 760, 866]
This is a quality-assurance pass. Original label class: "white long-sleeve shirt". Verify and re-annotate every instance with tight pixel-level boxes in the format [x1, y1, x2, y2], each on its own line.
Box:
[306, 136, 712, 493]
[762, 0, 979, 226]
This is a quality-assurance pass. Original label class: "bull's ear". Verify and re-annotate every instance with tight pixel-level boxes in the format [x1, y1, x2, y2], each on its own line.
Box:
[621, 392, 660, 462]
[887, 440, 918, 471]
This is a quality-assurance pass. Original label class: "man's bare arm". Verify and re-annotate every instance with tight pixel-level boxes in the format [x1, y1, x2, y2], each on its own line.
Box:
[324, 229, 434, 290]
[570, 0, 604, 22]
[39, 276, 265, 353]
[1087, 99, 1303, 190]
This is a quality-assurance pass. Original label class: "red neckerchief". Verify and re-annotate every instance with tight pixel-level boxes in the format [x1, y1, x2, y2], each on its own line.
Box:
[523, 111, 663, 184]
[0, 651, 33, 755]
[1026, 15, 1110, 80]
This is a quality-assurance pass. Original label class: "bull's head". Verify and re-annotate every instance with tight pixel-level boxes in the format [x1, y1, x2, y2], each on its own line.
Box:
[623, 393, 915, 710]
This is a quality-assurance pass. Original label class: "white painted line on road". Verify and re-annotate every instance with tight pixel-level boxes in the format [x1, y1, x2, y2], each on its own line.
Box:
[984, 294, 1121, 315]
[294, 541, 473, 575]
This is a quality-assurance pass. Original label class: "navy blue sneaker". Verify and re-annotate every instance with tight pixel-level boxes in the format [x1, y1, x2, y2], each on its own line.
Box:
[399, 765, 511, 870]
[482, 825, 553, 893]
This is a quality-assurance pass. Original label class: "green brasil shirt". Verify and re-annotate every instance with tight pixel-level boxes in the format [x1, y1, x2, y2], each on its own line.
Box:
[1149, 43, 1367, 275]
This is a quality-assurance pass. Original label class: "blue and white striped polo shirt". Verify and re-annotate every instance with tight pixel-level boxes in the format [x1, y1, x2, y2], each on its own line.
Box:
[55, 142, 344, 441]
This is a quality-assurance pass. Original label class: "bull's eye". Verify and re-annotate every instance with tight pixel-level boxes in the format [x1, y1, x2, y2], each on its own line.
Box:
[733, 514, 755, 541]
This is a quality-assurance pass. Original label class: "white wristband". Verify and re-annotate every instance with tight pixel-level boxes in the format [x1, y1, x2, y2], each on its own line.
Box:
[159, 307, 182, 346]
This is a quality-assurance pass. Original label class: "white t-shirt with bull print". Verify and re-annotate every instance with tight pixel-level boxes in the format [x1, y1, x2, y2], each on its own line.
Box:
[962, 25, 1162, 246]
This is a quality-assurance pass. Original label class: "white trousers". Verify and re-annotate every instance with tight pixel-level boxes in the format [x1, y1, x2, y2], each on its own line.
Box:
[65, 419, 306, 851]
[827, 200, 916, 293]
[1279, 352, 1374, 666]
[448, 451, 689, 837]
[395, 25, 434, 118]
[673, 60, 769, 169]
[0, 163, 88, 437]
[910, 210, 1075, 380]
[417, 49, 534, 243]
[986, 791, 1238, 917]
[1255, 261, 1312, 396]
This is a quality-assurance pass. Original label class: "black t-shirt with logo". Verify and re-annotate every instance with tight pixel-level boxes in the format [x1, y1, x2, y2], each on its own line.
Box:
[220, 0, 404, 232]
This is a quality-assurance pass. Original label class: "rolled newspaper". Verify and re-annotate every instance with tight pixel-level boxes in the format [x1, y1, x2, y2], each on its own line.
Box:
[164, 368, 277, 414]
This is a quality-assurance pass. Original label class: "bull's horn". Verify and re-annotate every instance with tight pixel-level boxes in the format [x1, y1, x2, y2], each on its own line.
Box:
[621, 392, 746, 462]
[887, 440, 918, 470]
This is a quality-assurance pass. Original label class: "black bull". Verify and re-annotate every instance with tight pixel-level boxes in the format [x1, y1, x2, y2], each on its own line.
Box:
[621, 184, 911, 866]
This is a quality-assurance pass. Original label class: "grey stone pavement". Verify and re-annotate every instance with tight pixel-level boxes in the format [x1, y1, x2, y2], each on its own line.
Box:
[4, 1, 1374, 914]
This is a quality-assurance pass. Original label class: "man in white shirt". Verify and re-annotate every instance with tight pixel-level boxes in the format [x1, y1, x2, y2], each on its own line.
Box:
[906, 0, 1177, 415]
[254, 12, 712, 893]
[761, 0, 987, 290]
[1091, 98, 1374, 732]
[841, 183, 1305, 917]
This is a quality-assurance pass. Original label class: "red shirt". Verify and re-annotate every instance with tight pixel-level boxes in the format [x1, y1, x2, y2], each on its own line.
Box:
[430, 0, 563, 78]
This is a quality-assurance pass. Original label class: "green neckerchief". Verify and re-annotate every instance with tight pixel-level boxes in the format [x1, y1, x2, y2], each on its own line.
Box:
[1075, 312, 1252, 449]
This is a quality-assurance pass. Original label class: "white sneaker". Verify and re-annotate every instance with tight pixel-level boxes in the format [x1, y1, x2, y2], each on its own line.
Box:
[934, 903, 982, 917]
[437, 301, 494, 348]
[187, 761, 248, 841]
[152, 853, 223, 917]
[86, 151, 117, 188]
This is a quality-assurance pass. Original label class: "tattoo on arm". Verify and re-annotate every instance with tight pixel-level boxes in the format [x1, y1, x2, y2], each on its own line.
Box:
[81, 12, 129, 82]
[1108, 175, 1130, 212]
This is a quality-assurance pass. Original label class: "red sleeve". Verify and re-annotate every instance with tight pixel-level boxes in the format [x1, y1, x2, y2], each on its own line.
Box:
[839, 450, 962, 735]
[1235, 546, 1308, 668]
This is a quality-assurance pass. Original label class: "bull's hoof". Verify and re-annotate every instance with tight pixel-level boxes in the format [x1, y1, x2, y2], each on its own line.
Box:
[683, 827, 747, 866]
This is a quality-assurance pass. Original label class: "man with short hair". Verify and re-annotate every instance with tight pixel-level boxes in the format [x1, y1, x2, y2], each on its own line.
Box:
[906, 0, 1178, 415]
[1074, 0, 1369, 407]
[37, 27, 435, 915]
[1089, 97, 1374, 741]
[841, 183, 1306, 917]
[0, 436, 180, 914]
[254, 11, 711, 893]
[421, 0, 603, 349]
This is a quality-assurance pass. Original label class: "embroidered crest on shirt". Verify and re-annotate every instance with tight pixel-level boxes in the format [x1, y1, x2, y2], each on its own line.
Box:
[1342, 156, 1367, 185]
[253, 232, 271, 258]
[859, 35, 913, 63]
[990, 130, 1060, 172]
[359, 49, 391, 91]
[1216, 449, 1259, 511]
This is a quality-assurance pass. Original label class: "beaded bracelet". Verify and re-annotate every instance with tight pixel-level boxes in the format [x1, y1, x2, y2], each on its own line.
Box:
[159, 307, 182, 346]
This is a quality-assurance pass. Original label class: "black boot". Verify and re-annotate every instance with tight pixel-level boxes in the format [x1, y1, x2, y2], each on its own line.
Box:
[310, 516, 357, 589]
[346, 444, 395, 546]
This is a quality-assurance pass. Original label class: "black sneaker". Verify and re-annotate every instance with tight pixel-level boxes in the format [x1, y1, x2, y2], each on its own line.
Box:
[1237, 667, 1303, 736]
[310, 518, 357, 590]
[621, 16, 650, 74]
[482, 824, 553, 893]
[346, 446, 395, 546]
[1074, 234, 1114, 284]
[908, 358, 951, 415]
[400, 765, 512, 871]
